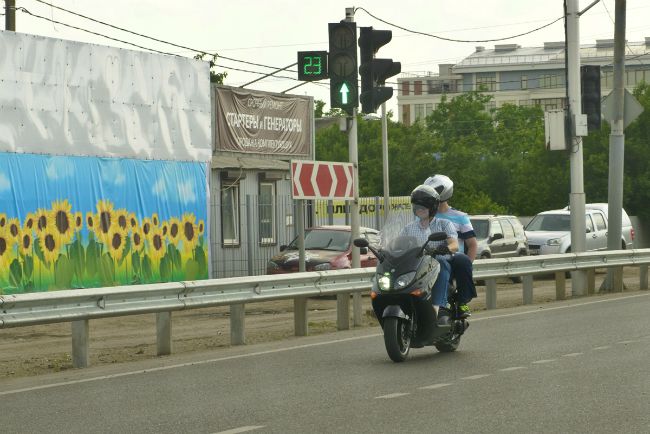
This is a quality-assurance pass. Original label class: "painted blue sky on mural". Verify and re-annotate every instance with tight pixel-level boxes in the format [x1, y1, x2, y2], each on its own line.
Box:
[0, 152, 208, 223]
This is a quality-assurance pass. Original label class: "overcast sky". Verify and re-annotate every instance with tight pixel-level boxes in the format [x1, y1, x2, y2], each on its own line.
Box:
[5, 0, 650, 114]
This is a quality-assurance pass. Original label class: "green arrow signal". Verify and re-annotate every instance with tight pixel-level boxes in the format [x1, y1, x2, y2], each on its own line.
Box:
[339, 82, 350, 105]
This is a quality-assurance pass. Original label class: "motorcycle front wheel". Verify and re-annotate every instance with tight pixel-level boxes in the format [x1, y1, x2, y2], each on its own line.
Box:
[383, 317, 411, 362]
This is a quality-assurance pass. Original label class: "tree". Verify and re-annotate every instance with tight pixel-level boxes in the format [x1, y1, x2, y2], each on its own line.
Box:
[194, 53, 227, 84]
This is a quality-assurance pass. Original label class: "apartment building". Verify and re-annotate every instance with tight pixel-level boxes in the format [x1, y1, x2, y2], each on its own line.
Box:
[397, 38, 650, 125]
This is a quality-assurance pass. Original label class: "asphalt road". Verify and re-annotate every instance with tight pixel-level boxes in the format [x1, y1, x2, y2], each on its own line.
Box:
[2, 292, 650, 434]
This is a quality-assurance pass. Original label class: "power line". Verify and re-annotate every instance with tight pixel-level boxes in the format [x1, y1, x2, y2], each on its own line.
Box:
[354, 7, 565, 43]
[31, 0, 300, 73]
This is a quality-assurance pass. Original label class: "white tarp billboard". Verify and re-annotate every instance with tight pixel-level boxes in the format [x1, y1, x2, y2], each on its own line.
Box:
[0, 30, 211, 162]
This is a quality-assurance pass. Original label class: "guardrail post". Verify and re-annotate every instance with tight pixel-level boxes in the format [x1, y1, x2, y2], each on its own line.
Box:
[294, 298, 308, 336]
[352, 292, 362, 327]
[337, 293, 350, 330]
[640, 265, 648, 290]
[523, 275, 533, 305]
[485, 279, 497, 310]
[156, 312, 172, 356]
[555, 271, 566, 300]
[612, 267, 624, 292]
[587, 269, 596, 294]
[230, 304, 246, 345]
[71, 320, 89, 368]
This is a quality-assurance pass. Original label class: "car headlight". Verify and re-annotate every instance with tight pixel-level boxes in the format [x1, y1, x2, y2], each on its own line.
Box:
[267, 260, 279, 270]
[546, 238, 562, 246]
[395, 271, 416, 289]
[314, 263, 331, 271]
[378, 274, 391, 291]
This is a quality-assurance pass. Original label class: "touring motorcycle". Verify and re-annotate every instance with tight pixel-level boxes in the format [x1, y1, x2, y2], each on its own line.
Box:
[353, 232, 469, 362]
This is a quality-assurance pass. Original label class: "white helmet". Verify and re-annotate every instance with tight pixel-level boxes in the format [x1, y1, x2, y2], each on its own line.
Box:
[424, 174, 453, 202]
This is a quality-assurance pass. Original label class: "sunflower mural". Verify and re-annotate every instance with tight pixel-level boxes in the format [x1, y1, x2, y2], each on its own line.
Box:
[0, 154, 209, 294]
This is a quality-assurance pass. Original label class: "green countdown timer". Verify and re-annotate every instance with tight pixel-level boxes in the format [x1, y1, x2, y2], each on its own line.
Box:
[297, 51, 328, 81]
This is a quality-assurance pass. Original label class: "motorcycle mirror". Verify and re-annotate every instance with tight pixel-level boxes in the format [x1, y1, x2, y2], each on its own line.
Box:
[428, 231, 448, 242]
[353, 238, 369, 248]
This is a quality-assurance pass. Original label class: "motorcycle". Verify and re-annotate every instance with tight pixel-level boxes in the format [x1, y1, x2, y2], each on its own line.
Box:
[353, 232, 469, 362]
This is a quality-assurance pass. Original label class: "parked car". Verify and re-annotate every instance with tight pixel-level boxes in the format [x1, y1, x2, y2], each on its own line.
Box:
[266, 225, 380, 274]
[524, 203, 634, 255]
[470, 215, 530, 260]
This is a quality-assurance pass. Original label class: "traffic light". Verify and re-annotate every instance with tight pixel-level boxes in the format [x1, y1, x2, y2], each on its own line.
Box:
[328, 21, 358, 115]
[581, 65, 601, 132]
[358, 27, 401, 114]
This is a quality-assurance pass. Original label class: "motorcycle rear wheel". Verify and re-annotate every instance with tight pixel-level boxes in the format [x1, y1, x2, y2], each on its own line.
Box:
[383, 317, 411, 362]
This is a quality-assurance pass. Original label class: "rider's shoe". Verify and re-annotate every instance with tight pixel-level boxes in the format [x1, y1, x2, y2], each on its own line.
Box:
[437, 307, 451, 326]
[458, 303, 471, 318]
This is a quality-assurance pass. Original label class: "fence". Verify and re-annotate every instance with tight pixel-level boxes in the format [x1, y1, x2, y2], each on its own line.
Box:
[209, 195, 413, 279]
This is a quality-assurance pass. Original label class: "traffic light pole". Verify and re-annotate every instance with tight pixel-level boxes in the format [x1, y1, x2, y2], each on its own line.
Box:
[603, 0, 627, 291]
[5, 0, 16, 31]
[566, 0, 587, 296]
[381, 102, 390, 223]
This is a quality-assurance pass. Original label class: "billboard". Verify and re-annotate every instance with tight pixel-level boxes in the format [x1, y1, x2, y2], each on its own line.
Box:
[214, 86, 312, 156]
[0, 153, 209, 294]
[0, 30, 211, 162]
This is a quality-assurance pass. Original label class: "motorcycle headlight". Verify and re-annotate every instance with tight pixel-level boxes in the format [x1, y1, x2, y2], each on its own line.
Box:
[378, 274, 391, 291]
[314, 263, 331, 271]
[395, 271, 416, 289]
[546, 238, 562, 246]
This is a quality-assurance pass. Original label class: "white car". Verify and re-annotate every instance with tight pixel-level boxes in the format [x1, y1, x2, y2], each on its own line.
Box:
[524, 204, 634, 255]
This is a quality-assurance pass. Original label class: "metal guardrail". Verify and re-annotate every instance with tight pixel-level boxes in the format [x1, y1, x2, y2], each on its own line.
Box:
[1, 249, 649, 368]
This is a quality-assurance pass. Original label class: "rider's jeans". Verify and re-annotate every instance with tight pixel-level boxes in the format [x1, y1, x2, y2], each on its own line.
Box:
[449, 253, 477, 304]
[432, 256, 451, 306]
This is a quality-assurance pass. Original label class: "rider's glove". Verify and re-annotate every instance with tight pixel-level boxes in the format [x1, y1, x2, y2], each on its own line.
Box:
[432, 244, 451, 256]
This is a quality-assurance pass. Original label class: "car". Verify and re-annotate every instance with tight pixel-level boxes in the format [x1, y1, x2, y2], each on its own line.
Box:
[524, 204, 634, 255]
[266, 225, 380, 274]
[470, 215, 530, 260]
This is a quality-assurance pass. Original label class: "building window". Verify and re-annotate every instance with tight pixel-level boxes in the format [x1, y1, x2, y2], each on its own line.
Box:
[402, 104, 411, 125]
[414, 104, 425, 121]
[221, 183, 240, 246]
[414, 81, 423, 95]
[540, 74, 564, 89]
[401, 81, 410, 96]
[521, 75, 528, 90]
[259, 181, 276, 244]
[476, 75, 496, 92]
[425, 103, 434, 117]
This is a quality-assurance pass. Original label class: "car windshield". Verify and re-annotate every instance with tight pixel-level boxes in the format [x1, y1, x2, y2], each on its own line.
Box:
[288, 229, 351, 251]
[526, 214, 571, 231]
[470, 219, 489, 239]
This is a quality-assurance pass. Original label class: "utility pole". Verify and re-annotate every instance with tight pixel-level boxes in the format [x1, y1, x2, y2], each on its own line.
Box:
[566, 0, 587, 296]
[5, 0, 16, 31]
[604, 0, 627, 291]
[381, 102, 390, 223]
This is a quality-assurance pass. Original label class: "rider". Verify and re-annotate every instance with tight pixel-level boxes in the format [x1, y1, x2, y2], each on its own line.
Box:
[424, 174, 477, 317]
[400, 184, 458, 325]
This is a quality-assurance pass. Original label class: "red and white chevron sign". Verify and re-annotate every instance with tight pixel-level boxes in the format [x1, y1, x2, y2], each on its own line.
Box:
[291, 160, 355, 200]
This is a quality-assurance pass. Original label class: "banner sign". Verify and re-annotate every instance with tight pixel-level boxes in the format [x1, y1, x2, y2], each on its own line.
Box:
[0, 31, 211, 162]
[0, 152, 209, 294]
[214, 86, 312, 156]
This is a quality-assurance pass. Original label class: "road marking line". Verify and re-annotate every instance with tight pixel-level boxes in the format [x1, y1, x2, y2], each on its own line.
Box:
[593, 346, 611, 350]
[419, 383, 452, 390]
[562, 352, 583, 357]
[213, 427, 265, 434]
[461, 374, 491, 380]
[375, 393, 410, 399]
[531, 359, 557, 364]
[616, 340, 637, 345]
[499, 366, 527, 372]
[3, 292, 647, 396]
